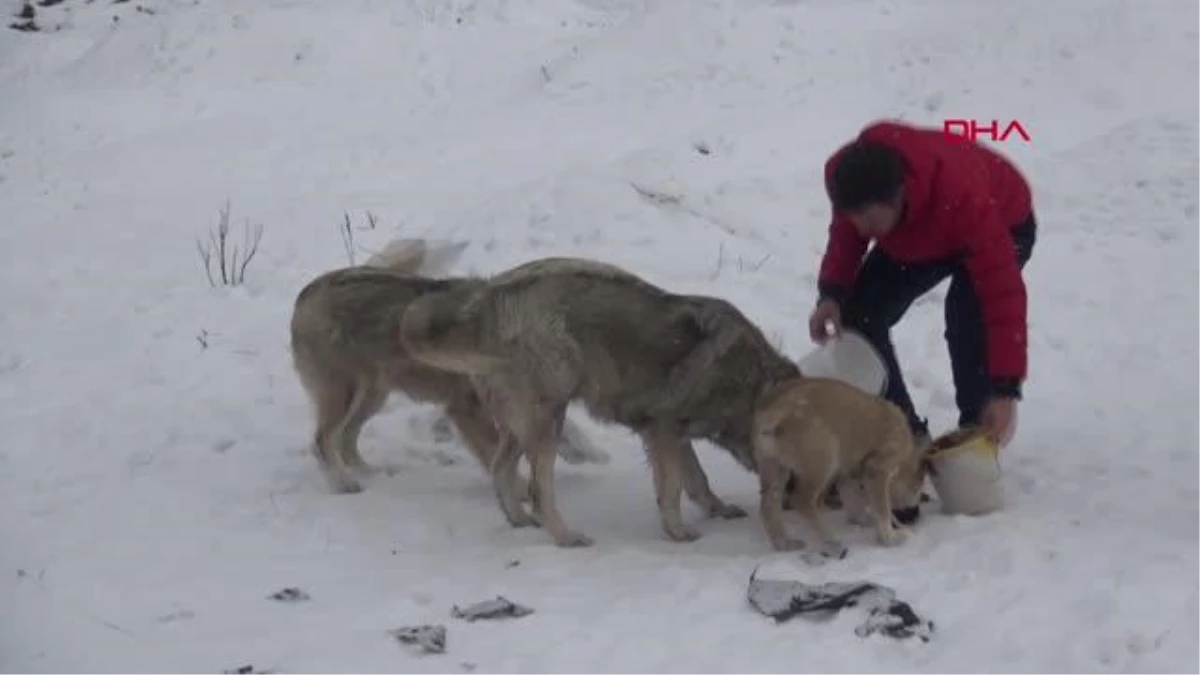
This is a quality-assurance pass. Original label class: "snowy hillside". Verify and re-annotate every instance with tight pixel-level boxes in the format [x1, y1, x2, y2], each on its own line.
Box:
[1, 0, 1197, 671]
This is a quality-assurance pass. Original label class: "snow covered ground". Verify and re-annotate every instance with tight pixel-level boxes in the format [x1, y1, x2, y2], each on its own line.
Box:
[1, 0, 1197, 671]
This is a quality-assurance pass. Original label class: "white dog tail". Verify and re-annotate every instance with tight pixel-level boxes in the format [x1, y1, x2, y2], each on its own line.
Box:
[364, 238, 469, 277]
[557, 418, 612, 465]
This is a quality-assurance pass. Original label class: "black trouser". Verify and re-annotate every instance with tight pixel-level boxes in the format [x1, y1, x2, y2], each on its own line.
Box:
[839, 216, 1037, 434]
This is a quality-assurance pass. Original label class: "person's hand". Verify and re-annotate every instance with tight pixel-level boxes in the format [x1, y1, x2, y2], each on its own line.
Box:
[980, 396, 1018, 446]
[808, 299, 843, 344]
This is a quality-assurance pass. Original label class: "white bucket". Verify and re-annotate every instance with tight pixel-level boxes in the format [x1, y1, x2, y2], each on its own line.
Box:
[796, 329, 888, 396]
[926, 429, 1005, 516]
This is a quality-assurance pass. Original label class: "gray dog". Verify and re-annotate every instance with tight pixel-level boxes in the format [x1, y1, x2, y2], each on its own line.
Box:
[289, 241, 608, 495]
[397, 257, 814, 547]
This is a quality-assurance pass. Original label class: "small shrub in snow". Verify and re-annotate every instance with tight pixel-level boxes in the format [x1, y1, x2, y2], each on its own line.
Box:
[195, 200, 264, 287]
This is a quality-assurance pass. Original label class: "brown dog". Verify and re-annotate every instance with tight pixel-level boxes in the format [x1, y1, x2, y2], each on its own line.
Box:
[288, 241, 606, 494]
[753, 377, 927, 552]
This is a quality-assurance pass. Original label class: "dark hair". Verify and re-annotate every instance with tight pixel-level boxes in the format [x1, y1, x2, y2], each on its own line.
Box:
[827, 140, 908, 212]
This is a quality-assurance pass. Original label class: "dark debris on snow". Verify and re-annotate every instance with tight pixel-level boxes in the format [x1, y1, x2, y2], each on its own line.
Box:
[747, 568, 935, 643]
[267, 587, 311, 603]
[390, 624, 448, 655]
[451, 596, 534, 622]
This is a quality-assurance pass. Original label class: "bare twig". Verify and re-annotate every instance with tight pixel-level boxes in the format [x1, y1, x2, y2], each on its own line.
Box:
[195, 200, 265, 287]
[195, 239, 215, 287]
[737, 252, 771, 273]
[216, 201, 230, 284]
[235, 220, 264, 284]
[364, 210, 378, 230]
[340, 212, 356, 265]
[708, 242, 725, 281]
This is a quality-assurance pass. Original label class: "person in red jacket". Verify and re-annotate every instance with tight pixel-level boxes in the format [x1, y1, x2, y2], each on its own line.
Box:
[808, 120, 1036, 447]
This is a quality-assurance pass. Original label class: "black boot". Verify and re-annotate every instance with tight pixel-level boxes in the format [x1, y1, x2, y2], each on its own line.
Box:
[912, 415, 931, 451]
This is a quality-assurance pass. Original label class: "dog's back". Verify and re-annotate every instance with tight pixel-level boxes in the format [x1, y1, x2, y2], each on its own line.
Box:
[756, 377, 910, 461]
[291, 236, 486, 391]
[291, 267, 470, 382]
[402, 263, 797, 461]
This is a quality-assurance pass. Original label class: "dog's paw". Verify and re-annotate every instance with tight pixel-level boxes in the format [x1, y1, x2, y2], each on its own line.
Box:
[348, 462, 375, 477]
[553, 530, 594, 548]
[710, 502, 749, 520]
[350, 462, 402, 478]
[664, 523, 702, 543]
[770, 537, 807, 552]
[504, 509, 540, 529]
[877, 527, 909, 547]
[800, 541, 849, 566]
[326, 474, 363, 494]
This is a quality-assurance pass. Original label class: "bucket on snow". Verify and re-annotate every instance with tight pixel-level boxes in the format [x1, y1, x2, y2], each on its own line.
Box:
[925, 427, 1006, 516]
[796, 329, 888, 396]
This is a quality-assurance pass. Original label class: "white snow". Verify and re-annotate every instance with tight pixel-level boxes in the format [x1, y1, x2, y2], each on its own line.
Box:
[1, 0, 1197, 671]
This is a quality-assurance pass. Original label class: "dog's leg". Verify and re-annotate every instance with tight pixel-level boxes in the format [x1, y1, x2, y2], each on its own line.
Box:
[444, 390, 500, 469]
[339, 376, 389, 476]
[443, 392, 535, 499]
[679, 442, 747, 520]
[837, 477, 874, 527]
[473, 381, 539, 527]
[785, 474, 842, 512]
[524, 405, 593, 548]
[863, 457, 908, 547]
[756, 456, 805, 551]
[490, 430, 538, 529]
[310, 378, 364, 494]
[641, 430, 700, 543]
[789, 450, 843, 549]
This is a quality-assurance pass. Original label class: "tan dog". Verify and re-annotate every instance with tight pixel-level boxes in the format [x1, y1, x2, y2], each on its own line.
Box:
[288, 241, 606, 494]
[753, 377, 927, 552]
[399, 257, 817, 548]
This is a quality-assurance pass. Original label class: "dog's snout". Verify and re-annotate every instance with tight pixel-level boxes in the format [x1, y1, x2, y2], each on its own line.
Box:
[892, 506, 920, 525]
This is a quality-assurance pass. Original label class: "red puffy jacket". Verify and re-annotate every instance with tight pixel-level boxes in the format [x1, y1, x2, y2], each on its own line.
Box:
[817, 120, 1033, 382]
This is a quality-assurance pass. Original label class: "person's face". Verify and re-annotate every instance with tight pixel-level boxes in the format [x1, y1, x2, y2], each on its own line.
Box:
[847, 190, 904, 238]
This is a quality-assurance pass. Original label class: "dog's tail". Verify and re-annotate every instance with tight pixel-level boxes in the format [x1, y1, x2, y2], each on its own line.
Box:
[649, 297, 753, 415]
[363, 238, 469, 277]
[399, 283, 507, 375]
[557, 417, 612, 465]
